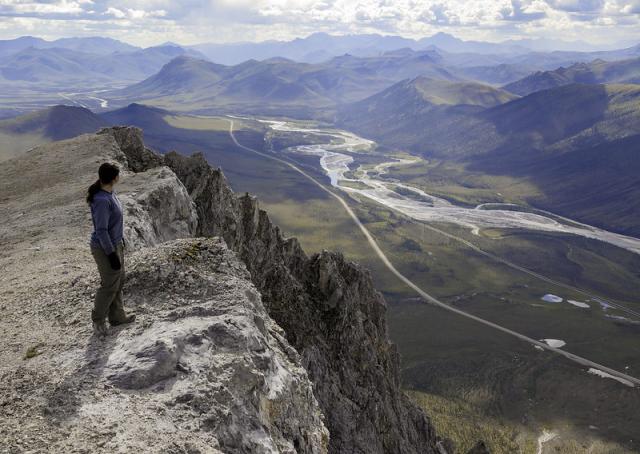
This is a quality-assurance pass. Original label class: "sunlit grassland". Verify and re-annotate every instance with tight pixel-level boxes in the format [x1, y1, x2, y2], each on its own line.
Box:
[114, 93, 335, 119]
[465, 228, 640, 304]
[338, 180, 374, 190]
[259, 197, 378, 263]
[114, 95, 211, 113]
[164, 114, 249, 131]
[379, 157, 543, 207]
[406, 387, 635, 454]
[406, 389, 536, 454]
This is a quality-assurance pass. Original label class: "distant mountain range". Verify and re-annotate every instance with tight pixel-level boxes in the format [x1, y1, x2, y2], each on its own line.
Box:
[424, 45, 640, 86]
[504, 57, 640, 95]
[111, 47, 640, 118]
[108, 51, 458, 117]
[0, 40, 206, 87]
[452, 63, 537, 85]
[1, 34, 639, 93]
[191, 32, 615, 65]
[192, 33, 420, 65]
[189, 32, 640, 81]
[0, 36, 138, 57]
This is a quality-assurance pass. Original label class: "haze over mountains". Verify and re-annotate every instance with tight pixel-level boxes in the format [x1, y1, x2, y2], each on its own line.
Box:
[0, 36, 138, 57]
[2, 32, 639, 238]
[0, 39, 206, 87]
[191, 32, 616, 65]
[504, 57, 640, 95]
[2, 32, 640, 93]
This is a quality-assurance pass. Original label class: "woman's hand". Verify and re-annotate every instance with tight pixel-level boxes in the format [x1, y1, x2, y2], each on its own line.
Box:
[108, 252, 122, 270]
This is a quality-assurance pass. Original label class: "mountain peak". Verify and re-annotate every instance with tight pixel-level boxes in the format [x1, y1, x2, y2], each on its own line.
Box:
[431, 31, 457, 39]
[306, 32, 331, 40]
[427, 32, 462, 43]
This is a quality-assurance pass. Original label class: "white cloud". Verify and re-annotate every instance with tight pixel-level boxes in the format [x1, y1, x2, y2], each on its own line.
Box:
[0, 0, 638, 47]
[604, 0, 640, 14]
[103, 4, 167, 19]
[0, 0, 93, 15]
[105, 6, 125, 18]
[546, 0, 604, 12]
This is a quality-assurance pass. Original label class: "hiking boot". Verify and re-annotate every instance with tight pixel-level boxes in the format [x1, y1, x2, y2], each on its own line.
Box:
[110, 314, 136, 326]
[93, 320, 108, 337]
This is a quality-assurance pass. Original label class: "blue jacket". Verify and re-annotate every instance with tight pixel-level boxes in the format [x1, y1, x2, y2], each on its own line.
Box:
[90, 189, 123, 254]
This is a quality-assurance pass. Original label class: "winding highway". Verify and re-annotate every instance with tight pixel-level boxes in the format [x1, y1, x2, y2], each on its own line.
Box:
[227, 118, 640, 388]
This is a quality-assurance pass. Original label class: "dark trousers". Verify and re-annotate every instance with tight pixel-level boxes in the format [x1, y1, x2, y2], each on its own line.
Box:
[91, 242, 127, 323]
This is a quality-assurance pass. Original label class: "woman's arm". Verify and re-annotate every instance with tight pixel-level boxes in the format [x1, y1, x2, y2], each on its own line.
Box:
[93, 198, 115, 255]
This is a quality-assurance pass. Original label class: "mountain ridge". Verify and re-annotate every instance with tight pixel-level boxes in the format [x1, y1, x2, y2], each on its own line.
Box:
[0, 35, 139, 57]
[108, 53, 458, 117]
[504, 56, 640, 95]
[0, 44, 208, 86]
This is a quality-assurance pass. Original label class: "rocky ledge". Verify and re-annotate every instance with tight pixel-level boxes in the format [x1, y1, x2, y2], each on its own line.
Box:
[103, 237, 328, 452]
[0, 126, 462, 453]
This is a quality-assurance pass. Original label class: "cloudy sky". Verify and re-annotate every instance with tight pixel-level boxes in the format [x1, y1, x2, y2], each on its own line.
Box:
[0, 0, 638, 48]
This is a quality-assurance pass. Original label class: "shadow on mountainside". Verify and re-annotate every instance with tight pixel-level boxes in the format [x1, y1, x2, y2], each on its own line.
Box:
[483, 83, 610, 145]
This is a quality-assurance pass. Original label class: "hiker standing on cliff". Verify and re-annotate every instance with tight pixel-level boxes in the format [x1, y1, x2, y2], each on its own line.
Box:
[87, 163, 135, 336]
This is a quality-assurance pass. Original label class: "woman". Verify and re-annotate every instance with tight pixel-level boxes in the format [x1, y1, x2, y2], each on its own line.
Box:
[87, 162, 135, 336]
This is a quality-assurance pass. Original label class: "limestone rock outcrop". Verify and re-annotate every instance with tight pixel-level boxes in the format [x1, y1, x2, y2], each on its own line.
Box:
[102, 237, 328, 453]
[118, 166, 198, 251]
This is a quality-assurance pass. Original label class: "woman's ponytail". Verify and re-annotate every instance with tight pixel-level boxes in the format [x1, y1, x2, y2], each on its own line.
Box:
[87, 162, 120, 204]
[86, 179, 102, 204]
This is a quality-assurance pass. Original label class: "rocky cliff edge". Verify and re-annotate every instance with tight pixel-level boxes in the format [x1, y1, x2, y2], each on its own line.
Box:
[0, 126, 457, 453]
